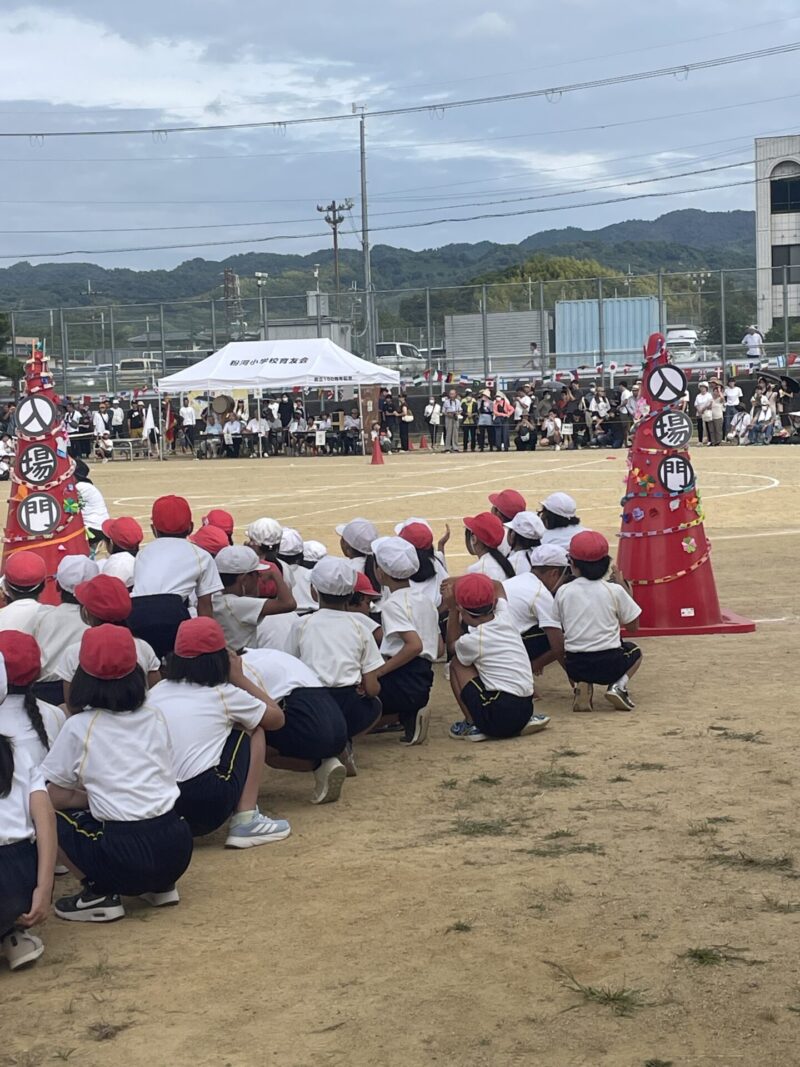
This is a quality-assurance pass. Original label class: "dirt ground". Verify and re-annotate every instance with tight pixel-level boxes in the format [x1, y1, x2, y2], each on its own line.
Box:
[5, 445, 800, 1067]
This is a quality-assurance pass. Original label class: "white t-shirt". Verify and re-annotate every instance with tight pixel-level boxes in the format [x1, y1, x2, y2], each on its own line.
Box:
[41, 705, 180, 822]
[100, 551, 137, 588]
[554, 577, 641, 652]
[0, 695, 65, 766]
[32, 602, 89, 681]
[292, 609, 383, 687]
[508, 548, 537, 575]
[212, 592, 263, 651]
[111, 405, 125, 427]
[541, 524, 586, 549]
[0, 747, 44, 846]
[255, 611, 301, 654]
[694, 392, 713, 419]
[0, 598, 44, 635]
[133, 537, 223, 601]
[455, 599, 533, 697]
[379, 587, 440, 661]
[467, 555, 510, 582]
[542, 415, 562, 437]
[502, 573, 561, 635]
[247, 417, 269, 435]
[57, 635, 160, 683]
[77, 482, 110, 529]
[148, 679, 265, 781]
[92, 411, 108, 437]
[243, 648, 323, 702]
[285, 564, 316, 612]
[742, 330, 763, 355]
[724, 385, 743, 407]
[179, 406, 197, 427]
[409, 553, 448, 607]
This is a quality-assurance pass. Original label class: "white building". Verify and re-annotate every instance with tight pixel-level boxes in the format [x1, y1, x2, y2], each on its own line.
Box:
[756, 135, 800, 334]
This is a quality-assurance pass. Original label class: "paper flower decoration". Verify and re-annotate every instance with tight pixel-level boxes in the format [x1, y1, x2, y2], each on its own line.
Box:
[682, 536, 697, 554]
[684, 494, 699, 512]
[637, 474, 656, 493]
[63, 497, 81, 515]
[632, 507, 645, 521]
[669, 499, 680, 512]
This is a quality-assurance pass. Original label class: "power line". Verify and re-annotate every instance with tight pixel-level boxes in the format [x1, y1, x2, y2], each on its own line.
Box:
[0, 42, 798, 138]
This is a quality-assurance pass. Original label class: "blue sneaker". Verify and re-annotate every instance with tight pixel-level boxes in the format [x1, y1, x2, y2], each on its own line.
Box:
[520, 714, 551, 736]
[449, 720, 473, 739]
[225, 812, 292, 849]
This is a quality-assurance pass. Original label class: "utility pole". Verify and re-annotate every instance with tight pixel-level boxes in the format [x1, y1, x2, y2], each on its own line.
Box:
[354, 105, 374, 362]
[316, 198, 354, 311]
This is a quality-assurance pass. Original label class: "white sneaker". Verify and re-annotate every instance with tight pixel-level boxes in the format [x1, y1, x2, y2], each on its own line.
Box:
[312, 758, 346, 804]
[140, 886, 180, 907]
[2, 931, 44, 971]
[225, 812, 292, 849]
[520, 714, 551, 736]
[554, 444, 561, 451]
[341, 742, 358, 778]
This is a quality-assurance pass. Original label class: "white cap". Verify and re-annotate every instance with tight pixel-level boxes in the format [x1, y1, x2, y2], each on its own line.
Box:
[216, 545, 268, 575]
[372, 536, 419, 579]
[246, 517, 283, 547]
[310, 557, 357, 596]
[529, 544, 569, 568]
[540, 492, 577, 519]
[102, 553, 136, 588]
[302, 540, 327, 563]
[504, 511, 545, 541]
[335, 518, 379, 555]
[393, 517, 432, 535]
[57, 555, 99, 594]
[279, 527, 304, 556]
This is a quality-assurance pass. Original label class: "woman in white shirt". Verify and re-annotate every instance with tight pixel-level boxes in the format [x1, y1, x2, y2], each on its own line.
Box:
[464, 513, 515, 582]
[74, 460, 110, 558]
[693, 383, 713, 445]
[707, 381, 725, 446]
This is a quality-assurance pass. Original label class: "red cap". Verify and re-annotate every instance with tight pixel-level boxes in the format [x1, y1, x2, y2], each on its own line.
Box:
[174, 617, 227, 658]
[463, 512, 505, 550]
[101, 517, 143, 552]
[152, 495, 192, 536]
[75, 574, 132, 623]
[79, 624, 138, 680]
[4, 551, 47, 589]
[354, 571, 380, 597]
[569, 530, 610, 563]
[455, 573, 496, 613]
[203, 509, 234, 536]
[488, 489, 527, 520]
[0, 631, 41, 686]
[400, 522, 434, 551]
[189, 525, 229, 556]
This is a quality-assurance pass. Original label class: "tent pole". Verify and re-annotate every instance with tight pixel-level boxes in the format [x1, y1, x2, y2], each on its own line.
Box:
[158, 396, 164, 461]
[358, 382, 364, 456]
[257, 388, 263, 458]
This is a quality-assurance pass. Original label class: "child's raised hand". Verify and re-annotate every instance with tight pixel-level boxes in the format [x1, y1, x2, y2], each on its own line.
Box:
[437, 523, 451, 552]
[440, 578, 457, 610]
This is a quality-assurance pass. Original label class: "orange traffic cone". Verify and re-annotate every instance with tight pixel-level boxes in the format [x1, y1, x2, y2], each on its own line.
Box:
[616, 332, 755, 637]
[370, 437, 384, 465]
[408, 439, 415, 450]
[419, 434, 429, 450]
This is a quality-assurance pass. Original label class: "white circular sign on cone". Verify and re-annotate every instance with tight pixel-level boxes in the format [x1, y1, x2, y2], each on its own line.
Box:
[17, 395, 58, 437]
[646, 364, 687, 405]
[19, 444, 58, 486]
[652, 411, 693, 450]
[17, 492, 62, 535]
[658, 455, 696, 494]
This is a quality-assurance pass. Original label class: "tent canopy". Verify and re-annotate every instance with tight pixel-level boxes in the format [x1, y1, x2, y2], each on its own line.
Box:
[157, 338, 400, 393]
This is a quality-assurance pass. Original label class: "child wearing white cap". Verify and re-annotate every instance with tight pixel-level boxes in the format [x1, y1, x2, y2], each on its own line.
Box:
[501, 545, 566, 678]
[30, 556, 99, 704]
[213, 546, 296, 653]
[538, 493, 586, 549]
[278, 529, 316, 613]
[335, 518, 380, 589]
[371, 537, 442, 746]
[292, 557, 383, 771]
[503, 512, 545, 575]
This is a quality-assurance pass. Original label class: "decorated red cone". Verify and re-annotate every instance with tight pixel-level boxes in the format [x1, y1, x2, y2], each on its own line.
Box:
[616, 332, 755, 637]
[370, 437, 385, 466]
[2, 343, 90, 605]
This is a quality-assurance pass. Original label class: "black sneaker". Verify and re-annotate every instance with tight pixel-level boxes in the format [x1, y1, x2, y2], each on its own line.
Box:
[399, 707, 430, 746]
[55, 885, 125, 923]
[605, 684, 636, 711]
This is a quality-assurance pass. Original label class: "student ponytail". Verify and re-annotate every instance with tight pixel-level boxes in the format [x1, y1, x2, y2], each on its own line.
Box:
[0, 735, 13, 798]
[410, 547, 437, 584]
[486, 546, 515, 579]
[23, 687, 49, 752]
[363, 554, 380, 591]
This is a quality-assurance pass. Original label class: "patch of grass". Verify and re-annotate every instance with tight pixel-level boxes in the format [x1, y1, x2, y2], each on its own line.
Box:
[528, 903, 546, 915]
[446, 920, 472, 933]
[681, 946, 750, 966]
[87, 1022, 130, 1042]
[661, 728, 682, 736]
[644, 1060, 674, 1067]
[525, 842, 604, 858]
[761, 895, 800, 913]
[82, 955, 116, 981]
[451, 817, 510, 837]
[544, 829, 575, 840]
[52, 1051, 77, 1063]
[533, 765, 586, 790]
[688, 820, 719, 837]
[439, 778, 458, 790]
[546, 961, 647, 1016]
[61, 999, 75, 1016]
[609, 775, 631, 783]
[453, 754, 475, 762]
[623, 762, 666, 772]
[4, 1054, 42, 1067]
[551, 748, 585, 758]
[758, 1008, 778, 1024]
[472, 774, 502, 786]
[787, 1005, 800, 1014]
[552, 881, 573, 903]
[707, 852, 794, 872]
[706, 816, 735, 824]
[710, 726, 768, 744]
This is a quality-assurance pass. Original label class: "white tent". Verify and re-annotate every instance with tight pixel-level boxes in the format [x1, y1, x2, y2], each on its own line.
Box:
[157, 338, 399, 393]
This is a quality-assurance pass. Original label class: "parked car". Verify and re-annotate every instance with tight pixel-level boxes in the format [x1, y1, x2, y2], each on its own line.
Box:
[666, 325, 700, 364]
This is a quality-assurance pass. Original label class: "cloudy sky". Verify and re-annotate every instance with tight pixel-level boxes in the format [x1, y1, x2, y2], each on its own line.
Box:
[0, 0, 798, 269]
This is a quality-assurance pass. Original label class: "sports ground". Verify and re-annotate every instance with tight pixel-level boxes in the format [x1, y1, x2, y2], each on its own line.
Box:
[6, 445, 799, 1067]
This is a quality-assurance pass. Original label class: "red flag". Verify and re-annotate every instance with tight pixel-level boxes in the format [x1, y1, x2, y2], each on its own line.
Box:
[789, 354, 798, 366]
[164, 403, 175, 443]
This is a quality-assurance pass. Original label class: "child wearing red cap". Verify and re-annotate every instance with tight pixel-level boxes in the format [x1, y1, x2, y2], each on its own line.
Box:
[130, 496, 223, 658]
[464, 514, 515, 582]
[42, 625, 194, 922]
[0, 552, 47, 636]
[347, 571, 384, 644]
[0, 735, 56, 970]
[444, 573, 547, 741]
[553, 530, 642, 712]
[202, 510, 235, 545]
[0, 632, 65, 768]
[398, 521, 450, 608]
[99, 517, 143, 584]
[149, 618, 291, 847]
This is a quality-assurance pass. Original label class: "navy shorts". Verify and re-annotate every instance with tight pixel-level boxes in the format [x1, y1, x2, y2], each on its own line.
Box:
[56, 808, 193, 896]
[461, 678, 533, 738]
[128, 594, 190, 660]
[376, 657, 434, 728]
[329, 686, 382, 740]
[268, 688, 348, 761]
[565, 642, 641, 685]
[176, 729, 250, 837]
[522, 627, 552, 662]
[0, 839, 37, 936]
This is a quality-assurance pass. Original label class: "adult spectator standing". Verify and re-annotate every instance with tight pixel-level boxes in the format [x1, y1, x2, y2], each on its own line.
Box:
[424, 396, 441, 449]
[694, 382, 712, 445]
[92, 401, 110, 440]
[476, 390, 494, 452]
[383, 391, 399, 446]
[707, 379, 725, 446]
[442, 389, 461, 453]
[128, 401, 144, 439]
[492, 391, 514, 452]
[397, 394, 412, 452]
[4, 403, 17, 437]
[179, 397, 198, 451]
[461, 389, 478, 453]
[513, 387, 532, 429]
[742, 324, 764, 360]
[110, 399, 127, 439]
[278, 392, 294, 450]
[723, 376, 743, 435]
[536, 389, 553, 430]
